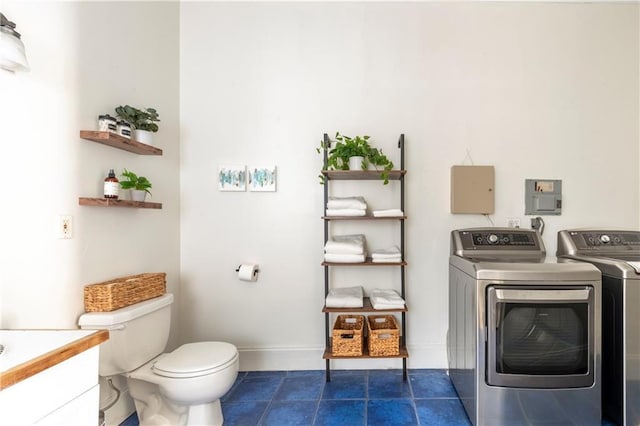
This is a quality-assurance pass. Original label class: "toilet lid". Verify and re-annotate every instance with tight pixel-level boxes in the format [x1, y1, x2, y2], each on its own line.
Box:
[153, 342, 238, 378]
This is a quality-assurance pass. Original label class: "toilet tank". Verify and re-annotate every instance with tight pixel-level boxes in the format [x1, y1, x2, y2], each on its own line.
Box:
[78, 293, 173, 376]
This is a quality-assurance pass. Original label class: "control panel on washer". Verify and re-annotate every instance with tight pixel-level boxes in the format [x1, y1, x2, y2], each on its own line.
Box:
[456, 229, 541, 251]
[564, 230, 640, 249]
[471, 232, 536, 246]
[581, 232, 640, 246]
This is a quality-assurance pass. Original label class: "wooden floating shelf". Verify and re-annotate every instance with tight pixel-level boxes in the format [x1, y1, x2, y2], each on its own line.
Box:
[322, 215, 406, 221]
[80, 131, 163, 155]
[323, 345, 409, 360]
[79, 197, 162, 209]
[323, 297, 407, 313]
[322, 259, 407, 267]
[321, 170, 406, 180]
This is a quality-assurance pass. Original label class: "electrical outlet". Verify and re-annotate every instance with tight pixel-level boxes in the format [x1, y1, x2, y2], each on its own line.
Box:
[507, 218, 521, 228]
[56, 215, 73, 239]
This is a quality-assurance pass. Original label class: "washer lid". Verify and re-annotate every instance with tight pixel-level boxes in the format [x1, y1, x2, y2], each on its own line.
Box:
[153, 342, 238, 378]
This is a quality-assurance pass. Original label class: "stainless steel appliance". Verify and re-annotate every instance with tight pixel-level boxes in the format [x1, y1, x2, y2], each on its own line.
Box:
[558, 229, 640, 426]
[448, 228, 602, 426]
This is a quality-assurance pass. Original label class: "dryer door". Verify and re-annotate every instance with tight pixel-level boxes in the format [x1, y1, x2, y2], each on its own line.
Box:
[486, 285, 595, 389]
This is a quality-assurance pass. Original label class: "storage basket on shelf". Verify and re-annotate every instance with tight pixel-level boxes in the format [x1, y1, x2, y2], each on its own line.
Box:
[331, 315, 365, 356]
[367, 315, 400, 356]
[83, 272, 166, 312]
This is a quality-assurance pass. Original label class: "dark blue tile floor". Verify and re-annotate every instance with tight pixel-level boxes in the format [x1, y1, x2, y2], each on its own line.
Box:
[223, 369, 464, 426]
[120, 369, 618, 426]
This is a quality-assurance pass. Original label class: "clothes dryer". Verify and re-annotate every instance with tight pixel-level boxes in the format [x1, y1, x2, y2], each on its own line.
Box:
[449, 228, 602, 426]
[558, 229, 640, 426]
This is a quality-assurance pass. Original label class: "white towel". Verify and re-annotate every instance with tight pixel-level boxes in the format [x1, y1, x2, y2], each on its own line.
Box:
[327, 196, 367, 210]
[325, 286, 364, 308]
[372, 209, 404, 217]
[371, 246, 401, 258]
[371, 246, 402, 262]
[370, 288, 405, 310]
[324, 234, 366, 254]
[372, 256, 402, 263]
[324, 253, 366, 263]
[326, 209, 366, 217]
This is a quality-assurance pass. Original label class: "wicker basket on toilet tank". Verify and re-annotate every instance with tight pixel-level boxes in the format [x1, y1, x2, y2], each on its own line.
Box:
[83, 272, 166, 312]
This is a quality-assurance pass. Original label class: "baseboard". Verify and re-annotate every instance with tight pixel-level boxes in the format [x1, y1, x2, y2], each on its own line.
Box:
[238, 346, 325, 371]
[237, 343, 447, 371]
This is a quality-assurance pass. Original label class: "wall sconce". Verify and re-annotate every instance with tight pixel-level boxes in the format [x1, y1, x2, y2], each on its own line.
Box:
[0, 12, 29, 73]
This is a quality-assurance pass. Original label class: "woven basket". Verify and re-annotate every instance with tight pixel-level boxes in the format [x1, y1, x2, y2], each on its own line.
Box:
[367, 315, 400, 356]
[84, 272, 166, 312]
[332, 315, 365, 356]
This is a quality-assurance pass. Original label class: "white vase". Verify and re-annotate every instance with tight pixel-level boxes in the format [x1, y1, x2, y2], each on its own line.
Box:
[133, 129, 153, 145]
[131, 190, 147, 202]
[348, 156, 365, 170]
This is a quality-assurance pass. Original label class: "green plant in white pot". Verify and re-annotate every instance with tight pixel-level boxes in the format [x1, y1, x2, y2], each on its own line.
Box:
[120, 169, 152, 202]
[114, 105, 160, 145]
[317, 132, 394, 184]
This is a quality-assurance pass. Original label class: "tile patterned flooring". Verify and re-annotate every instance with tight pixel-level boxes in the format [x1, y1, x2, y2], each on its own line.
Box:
[121, 369, 617, 425]
[222, 369, 466, 426]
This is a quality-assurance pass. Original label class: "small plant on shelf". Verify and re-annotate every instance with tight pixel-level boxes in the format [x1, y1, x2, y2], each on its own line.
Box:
[317, 132, 394, 184]
[120, 169, 152, 201]
[114, 105, 160, 132]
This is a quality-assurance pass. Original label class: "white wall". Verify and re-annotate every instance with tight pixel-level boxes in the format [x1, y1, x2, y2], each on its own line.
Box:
[180, 2, 639, 370]
[0, 1, 180, 423]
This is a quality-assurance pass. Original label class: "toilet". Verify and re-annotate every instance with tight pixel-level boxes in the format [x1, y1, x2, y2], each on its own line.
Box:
[78, 293, 238, 426]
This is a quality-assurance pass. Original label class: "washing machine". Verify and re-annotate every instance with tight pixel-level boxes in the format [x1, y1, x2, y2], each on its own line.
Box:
[558, 229, 640, 426]
[448, 227, 602, 426]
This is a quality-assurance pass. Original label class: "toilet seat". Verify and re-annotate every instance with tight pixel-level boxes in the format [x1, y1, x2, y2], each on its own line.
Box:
[152, 342, 238, 378]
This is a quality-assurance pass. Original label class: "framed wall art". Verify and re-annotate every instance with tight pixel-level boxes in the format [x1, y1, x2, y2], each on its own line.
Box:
[248, 165, 277, 192]
[218, 165, 247, 191]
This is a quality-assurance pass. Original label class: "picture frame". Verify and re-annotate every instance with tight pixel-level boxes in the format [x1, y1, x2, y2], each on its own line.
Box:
[218, 165, 247, 191]
[248, 165, 277, 192]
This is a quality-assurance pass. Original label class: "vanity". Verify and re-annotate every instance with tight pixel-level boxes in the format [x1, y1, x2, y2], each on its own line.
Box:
[0, 329, 109, 425]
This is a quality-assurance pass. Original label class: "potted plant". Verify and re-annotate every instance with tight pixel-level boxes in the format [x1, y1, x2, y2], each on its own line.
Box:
[318, 132, 394, 184]
[114, 105, 160, 145]
[119, 169, 152, 202]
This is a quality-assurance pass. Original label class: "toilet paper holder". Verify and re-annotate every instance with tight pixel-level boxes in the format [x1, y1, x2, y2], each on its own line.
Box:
[235, 264, 260, 281]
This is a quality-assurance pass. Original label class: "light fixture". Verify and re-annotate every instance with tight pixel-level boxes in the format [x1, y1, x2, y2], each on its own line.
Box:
[0, 12, 29, 73]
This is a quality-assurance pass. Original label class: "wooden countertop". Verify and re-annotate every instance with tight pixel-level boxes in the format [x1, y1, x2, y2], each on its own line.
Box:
[0, 329, 109, 391]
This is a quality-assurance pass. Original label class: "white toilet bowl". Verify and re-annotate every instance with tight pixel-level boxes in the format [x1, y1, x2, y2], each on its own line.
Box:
[127, 341, 239, 426]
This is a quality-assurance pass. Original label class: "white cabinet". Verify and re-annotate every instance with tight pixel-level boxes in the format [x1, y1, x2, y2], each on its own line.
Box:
[0, 330, 107, 426]
[35, 385, 99, 425]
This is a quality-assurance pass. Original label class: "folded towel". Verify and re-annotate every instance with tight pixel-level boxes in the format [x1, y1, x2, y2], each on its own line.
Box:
[326, 209, 366, 217]
[372, 256, 402, 263]
[324, 253, 366, 263]
[370, 288, 405, 309]
[325, 286, 364, 308]
[371, 246, 401, 258]
[372, 209, 404, 217]
[325, 234, 366, 254]
[327, 196, 367, 210]
[371, 246, 402, 263]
